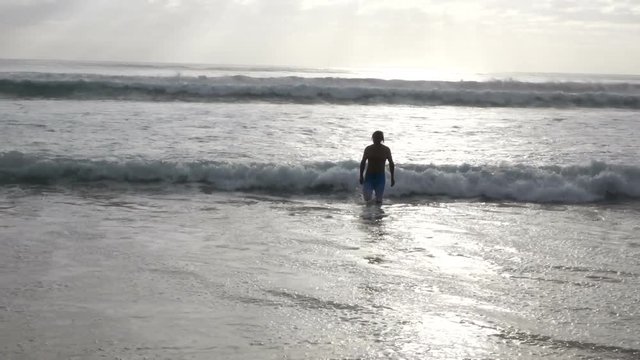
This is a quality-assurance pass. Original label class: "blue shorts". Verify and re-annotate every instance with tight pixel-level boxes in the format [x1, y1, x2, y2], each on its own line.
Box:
[362, 172, 386, 202]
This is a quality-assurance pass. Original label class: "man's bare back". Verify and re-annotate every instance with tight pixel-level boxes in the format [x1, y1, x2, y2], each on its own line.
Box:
[362, 144, 392, 175]
[359, 131, 395, 203]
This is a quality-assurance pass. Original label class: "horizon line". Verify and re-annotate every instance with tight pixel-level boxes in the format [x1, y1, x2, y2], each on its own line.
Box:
[1, 57, 640, 78]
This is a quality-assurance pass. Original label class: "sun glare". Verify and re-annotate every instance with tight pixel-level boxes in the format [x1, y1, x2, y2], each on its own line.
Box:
[354, 67, 481, 82]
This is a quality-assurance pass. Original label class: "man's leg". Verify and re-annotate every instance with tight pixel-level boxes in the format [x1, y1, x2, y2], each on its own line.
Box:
[374, 178, 385, 203]
[362, 180, 374, 202]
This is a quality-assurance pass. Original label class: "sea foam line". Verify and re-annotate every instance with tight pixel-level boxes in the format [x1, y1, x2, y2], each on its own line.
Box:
[2, 152, 640, 203]
[1, 73, 640, 108]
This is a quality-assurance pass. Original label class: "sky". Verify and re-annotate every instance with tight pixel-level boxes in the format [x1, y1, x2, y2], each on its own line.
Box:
[1, 0, 640, 74]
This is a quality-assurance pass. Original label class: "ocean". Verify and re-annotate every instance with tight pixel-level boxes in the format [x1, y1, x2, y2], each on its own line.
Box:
[1, 58, 639, 359]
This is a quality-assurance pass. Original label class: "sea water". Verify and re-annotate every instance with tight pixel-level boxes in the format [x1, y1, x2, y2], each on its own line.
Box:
[1, 59, 639, 359]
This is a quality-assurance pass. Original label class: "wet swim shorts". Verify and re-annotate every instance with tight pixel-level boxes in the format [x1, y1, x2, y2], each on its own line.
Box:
[363, 172, 386, 202]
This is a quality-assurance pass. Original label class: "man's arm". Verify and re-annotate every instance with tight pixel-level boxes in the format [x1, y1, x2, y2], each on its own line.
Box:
[359, 149, 368, 184]
[387, 149, 395, 187]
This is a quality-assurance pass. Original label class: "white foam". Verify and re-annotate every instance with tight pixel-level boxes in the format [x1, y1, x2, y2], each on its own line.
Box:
[2, 152, 640, 203]
[2, 73, 640, 108]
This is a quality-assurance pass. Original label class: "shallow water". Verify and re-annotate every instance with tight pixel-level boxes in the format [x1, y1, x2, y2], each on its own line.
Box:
[1, 184, 639, 359]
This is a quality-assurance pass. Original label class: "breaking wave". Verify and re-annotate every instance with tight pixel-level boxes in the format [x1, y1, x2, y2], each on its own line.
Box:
[1, 73, 640, 108]
[2, 151, 640, 203]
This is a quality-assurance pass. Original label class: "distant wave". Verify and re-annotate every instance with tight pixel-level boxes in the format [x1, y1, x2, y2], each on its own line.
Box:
[2, 152, 640, 203]
[1, 73, 640, 108]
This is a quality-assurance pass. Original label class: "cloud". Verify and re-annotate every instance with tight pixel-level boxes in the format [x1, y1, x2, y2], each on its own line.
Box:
[0, 0, 638, 73]
[0, 0, 84, 27]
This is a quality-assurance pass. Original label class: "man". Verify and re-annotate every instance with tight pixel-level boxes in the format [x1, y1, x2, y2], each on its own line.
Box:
[359, 130, 395, 203]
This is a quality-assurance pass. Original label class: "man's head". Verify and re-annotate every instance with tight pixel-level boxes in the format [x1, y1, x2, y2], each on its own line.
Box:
[372, 130, 384, 144]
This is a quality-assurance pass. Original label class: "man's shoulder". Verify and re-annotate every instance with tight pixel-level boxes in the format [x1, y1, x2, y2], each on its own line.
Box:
[365, 144, 391, 154]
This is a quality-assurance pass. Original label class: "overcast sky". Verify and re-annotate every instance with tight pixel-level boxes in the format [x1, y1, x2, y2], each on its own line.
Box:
[1, 0, 639, 74]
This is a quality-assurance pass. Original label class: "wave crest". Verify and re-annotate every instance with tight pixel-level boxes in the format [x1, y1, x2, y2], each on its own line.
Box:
[2, 152, 640, 203]
[2, 74, 640, 108]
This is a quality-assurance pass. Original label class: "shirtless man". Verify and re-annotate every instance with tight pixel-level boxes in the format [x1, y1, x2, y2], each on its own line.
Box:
[359, 130, 395, 203]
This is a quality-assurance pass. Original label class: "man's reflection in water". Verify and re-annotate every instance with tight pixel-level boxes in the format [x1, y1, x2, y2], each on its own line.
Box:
[359, 204, 388, 243]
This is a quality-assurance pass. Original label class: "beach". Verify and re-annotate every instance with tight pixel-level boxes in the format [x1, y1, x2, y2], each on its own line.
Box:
[1, 60, 640, 359]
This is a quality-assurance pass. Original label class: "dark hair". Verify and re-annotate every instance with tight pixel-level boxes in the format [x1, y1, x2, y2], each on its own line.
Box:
[372, 130, 384, 143]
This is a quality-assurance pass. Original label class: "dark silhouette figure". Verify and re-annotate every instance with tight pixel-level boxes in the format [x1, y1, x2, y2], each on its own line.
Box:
[359, 130, 395, 203]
